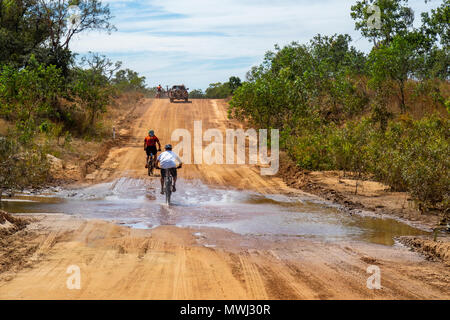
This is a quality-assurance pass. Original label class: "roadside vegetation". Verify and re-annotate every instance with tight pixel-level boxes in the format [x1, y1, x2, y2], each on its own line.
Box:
[190, 76, 242, 99]
[228, 0, 449, 213]
[0, 0, 148, 198]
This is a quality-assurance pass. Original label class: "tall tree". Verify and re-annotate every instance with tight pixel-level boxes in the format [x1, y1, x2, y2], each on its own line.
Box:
[420, 0, 449, 48]
[112, 69, 147, 92]
[0, 0, 49, 66]
[38, 0, 115, 51]
[36, 0, 114, 74]
[1, 0, 115, 72]
[228, 76, 242, 93]
[81, 51, 122, 80]
[351, 0, 414, 47]
[417, 0, 449, 80]
[367, 35, 418, 113]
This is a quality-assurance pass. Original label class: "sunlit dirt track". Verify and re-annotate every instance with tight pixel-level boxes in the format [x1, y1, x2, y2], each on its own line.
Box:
[86, 98, 291, 193]
[0, 99, 448, 300]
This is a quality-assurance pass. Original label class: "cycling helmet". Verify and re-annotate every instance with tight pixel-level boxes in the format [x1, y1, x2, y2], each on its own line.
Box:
[149, 130, 154, 136]
[165, 144, 173, 150]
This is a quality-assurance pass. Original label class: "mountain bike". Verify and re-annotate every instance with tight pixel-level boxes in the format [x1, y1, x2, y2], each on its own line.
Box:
[147, 153, 155, 176]
[147, 149, 161, 176]
[159, 165, 182, 205]
[155, 90, 164, 99]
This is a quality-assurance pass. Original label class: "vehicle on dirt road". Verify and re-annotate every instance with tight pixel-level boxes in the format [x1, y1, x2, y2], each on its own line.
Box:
[169, 85, 189, 103]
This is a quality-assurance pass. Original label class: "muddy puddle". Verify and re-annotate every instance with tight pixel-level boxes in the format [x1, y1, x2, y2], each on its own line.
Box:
[1, 178, 429, 245]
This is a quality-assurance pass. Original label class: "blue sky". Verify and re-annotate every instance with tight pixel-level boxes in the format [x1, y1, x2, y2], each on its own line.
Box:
[70, 0, 440, 90]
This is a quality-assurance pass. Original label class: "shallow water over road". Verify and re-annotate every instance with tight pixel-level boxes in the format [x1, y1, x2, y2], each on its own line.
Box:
[1, 177, 429, 245]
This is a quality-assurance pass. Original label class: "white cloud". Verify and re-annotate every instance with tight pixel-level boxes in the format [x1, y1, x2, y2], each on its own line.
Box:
[70, 0, 440, 89]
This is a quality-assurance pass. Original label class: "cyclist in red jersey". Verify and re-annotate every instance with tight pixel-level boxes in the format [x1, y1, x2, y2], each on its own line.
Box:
[156, 85, 163, 98]
[144, 130, 161, 168]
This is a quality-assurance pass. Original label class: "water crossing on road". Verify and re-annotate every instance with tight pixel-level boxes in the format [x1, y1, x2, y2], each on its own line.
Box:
[1, 177, 429, 246]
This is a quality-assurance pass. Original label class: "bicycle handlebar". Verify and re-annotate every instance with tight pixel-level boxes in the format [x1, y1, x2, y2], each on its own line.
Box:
[155, 165, 183, 170]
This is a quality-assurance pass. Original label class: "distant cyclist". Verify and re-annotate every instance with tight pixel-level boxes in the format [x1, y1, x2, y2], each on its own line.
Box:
[156, 84, 163, 98]
[156, 144, 182, 194]
[144, 130, 161, 168]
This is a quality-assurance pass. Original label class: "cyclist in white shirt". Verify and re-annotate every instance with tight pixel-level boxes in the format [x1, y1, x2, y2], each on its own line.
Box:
[156, 144, 182, 194]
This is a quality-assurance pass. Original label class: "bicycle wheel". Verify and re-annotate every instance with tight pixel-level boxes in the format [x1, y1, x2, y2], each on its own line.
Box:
[165, 176, 172, 205]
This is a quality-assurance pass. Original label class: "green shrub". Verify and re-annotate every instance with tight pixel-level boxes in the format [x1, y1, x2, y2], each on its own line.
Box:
[384, 116, 449, 209]
[229, 34, 449, 212]
[0, 137, 49, 200]
[284, 115, 449, 210]
[70, 68, 113, 132]
[0, 56, 63, 143]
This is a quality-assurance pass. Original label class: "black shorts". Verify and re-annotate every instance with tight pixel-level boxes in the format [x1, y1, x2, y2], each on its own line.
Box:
[161, 168, 177, 178]
[146, 146, 158, 157]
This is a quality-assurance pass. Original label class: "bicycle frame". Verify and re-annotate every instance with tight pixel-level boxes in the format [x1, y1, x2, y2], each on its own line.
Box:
[156, 90, 163, 99]
[164, 174, 173, 205]
[159, 166, 181, 205]
[147, 153, 156, 176]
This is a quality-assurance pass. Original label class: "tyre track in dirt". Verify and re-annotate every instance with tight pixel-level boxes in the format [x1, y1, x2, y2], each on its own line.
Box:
[85, 99, 295, 194]
[1, 99, 449, 299]
[1, 212, 449, 299]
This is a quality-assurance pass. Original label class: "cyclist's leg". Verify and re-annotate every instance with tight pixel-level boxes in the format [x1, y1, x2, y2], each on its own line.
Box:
[145, 147, 150, 168]
[160, 169, 165, 194]
[149, 153, 153, 171]
[171, 168, 177, 192]
[152, 147, 158, 166]
[148, 146, 156, 167]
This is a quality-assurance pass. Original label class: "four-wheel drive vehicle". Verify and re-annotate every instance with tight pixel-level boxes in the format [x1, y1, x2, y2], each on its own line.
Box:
[169, 85, 189, 102]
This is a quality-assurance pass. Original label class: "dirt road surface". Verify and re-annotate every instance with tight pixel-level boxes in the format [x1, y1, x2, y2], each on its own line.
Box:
[0, 99, 448, 299]
[85, 99, 289, 193]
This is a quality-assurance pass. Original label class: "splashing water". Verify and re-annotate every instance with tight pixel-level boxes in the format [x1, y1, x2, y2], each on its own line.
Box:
[1, 178, 429, 245]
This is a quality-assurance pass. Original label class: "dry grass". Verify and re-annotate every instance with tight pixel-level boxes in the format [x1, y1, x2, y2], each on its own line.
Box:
[352, 78, 449, 121]
[0, 118, 13, 136]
